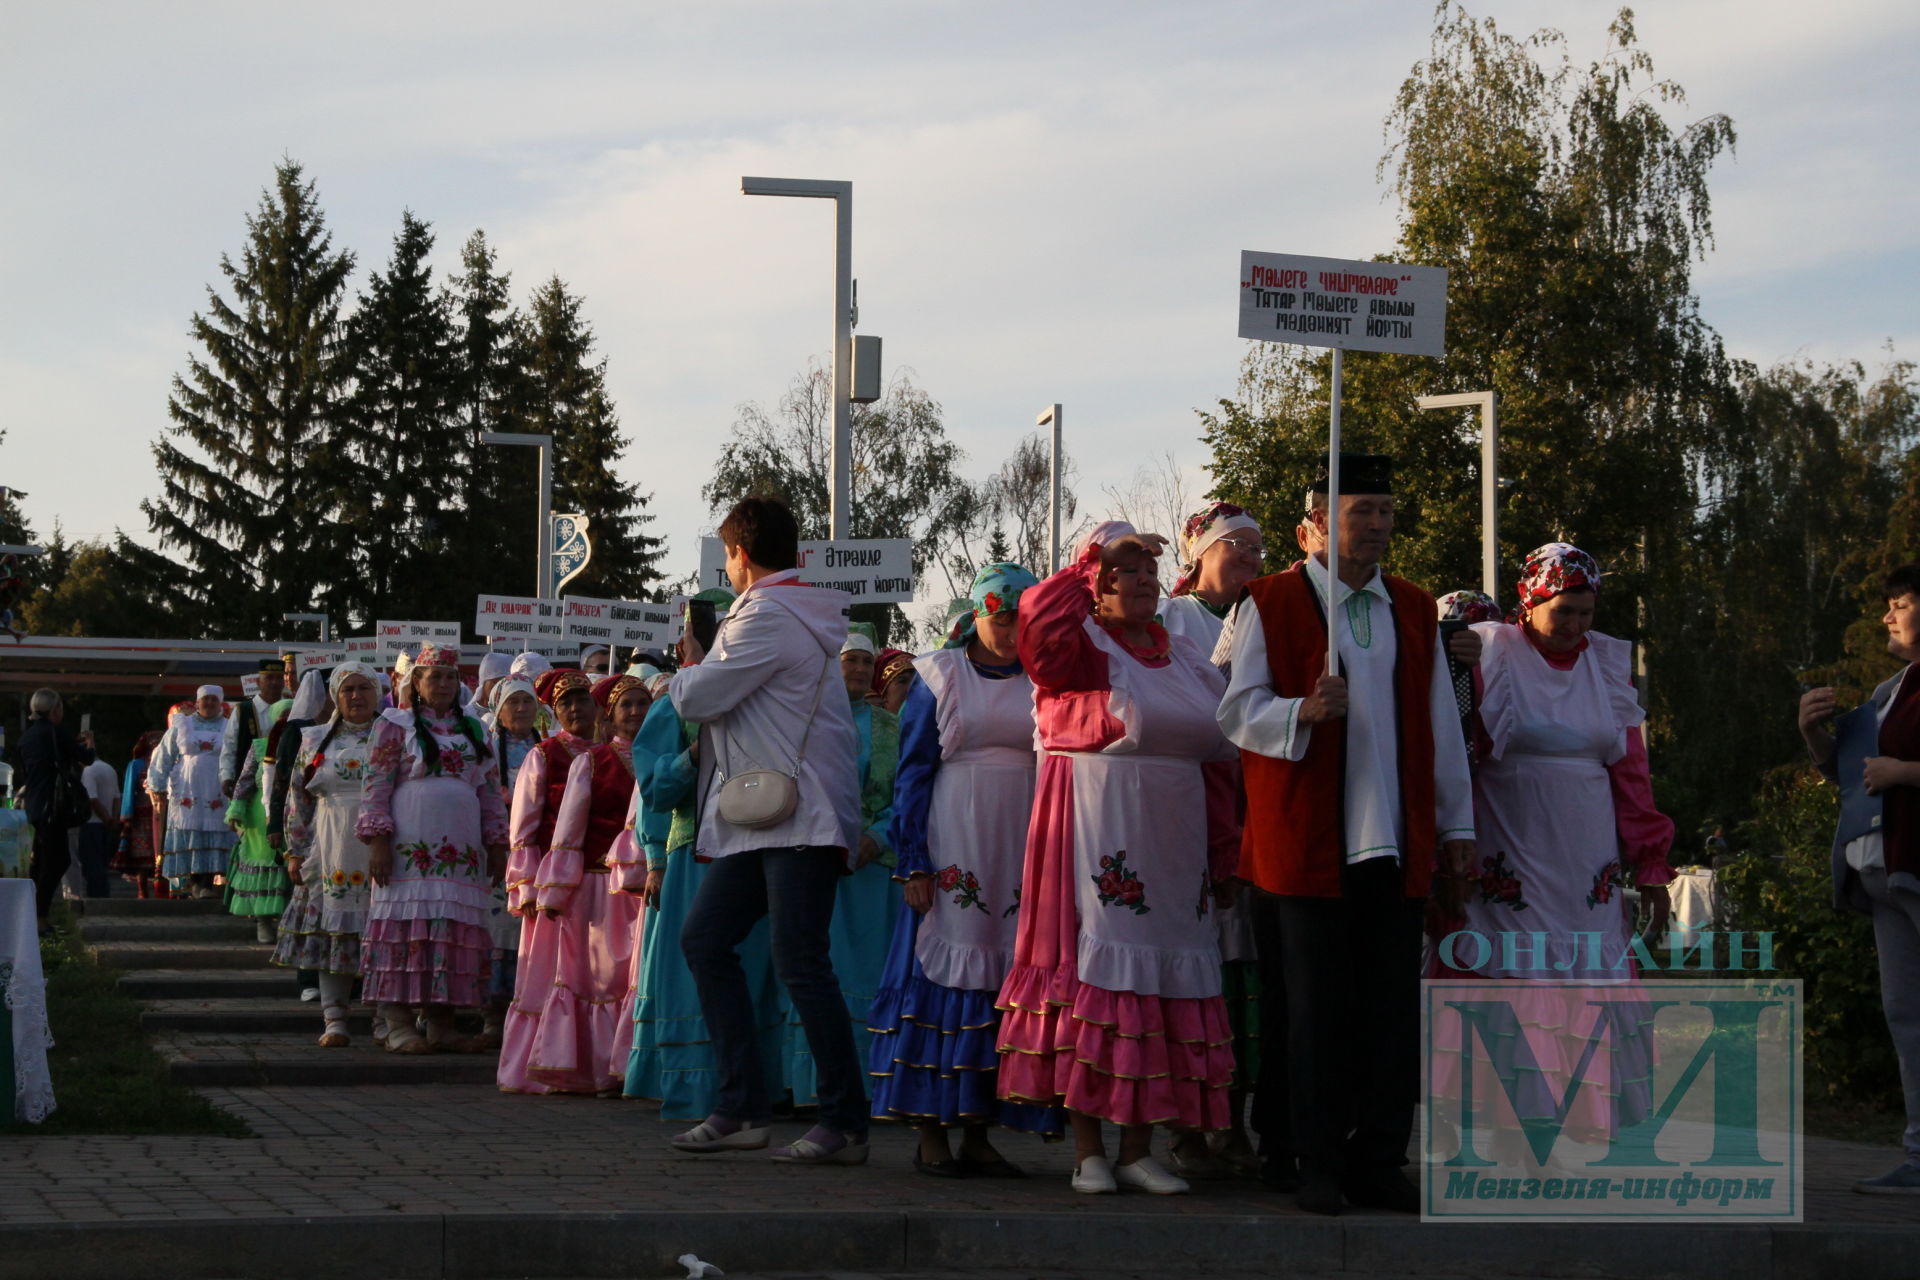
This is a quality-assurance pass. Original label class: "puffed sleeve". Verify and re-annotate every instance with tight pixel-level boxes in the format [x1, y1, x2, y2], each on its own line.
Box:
[608, 786, 646, 895]
[862, 706, 900, 869]
[535, 750, 594, 913]
[1609, 726, 1675, 887]
[635, 695, 695, 873]
[888, 678, 942, 878]
[285, 740, 320, 862]
[148, 729, 178, 797]
[353, 718, 408, 841]
[473, 725, 509, 847]
[1018, 543, 1128, 754]
[505, 745, 551, 914]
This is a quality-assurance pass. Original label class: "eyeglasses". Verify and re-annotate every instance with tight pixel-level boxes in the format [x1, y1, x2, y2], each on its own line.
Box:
[1216, 536, 1265, 556]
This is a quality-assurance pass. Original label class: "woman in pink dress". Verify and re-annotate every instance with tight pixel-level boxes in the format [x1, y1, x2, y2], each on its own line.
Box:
[356, 644, 509, 1054]
[995, 521, 1240, 1196]
[502, 669, 599, 916]
[498, 674, 648, 1095]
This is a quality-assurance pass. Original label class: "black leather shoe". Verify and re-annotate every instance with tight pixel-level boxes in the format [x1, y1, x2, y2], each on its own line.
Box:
[1295, 1170, 1346, 1215]
[1341, 1166, 1419, 1213]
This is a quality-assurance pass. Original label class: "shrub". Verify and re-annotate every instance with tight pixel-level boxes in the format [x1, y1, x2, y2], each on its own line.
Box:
[1717, 766, 1897, 1101]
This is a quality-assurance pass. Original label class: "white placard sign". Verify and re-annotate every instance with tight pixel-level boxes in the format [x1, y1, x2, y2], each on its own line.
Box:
[563, 596, 675, 649]
[296, 647, 348, 675]
[473, 595, 566, 645]
[375, 619, 461, 664]
[797, 539, 915, 603]
[697, 537, 731, 593]
[241, 673, 261, 699]
[343, 635, 381, 662]
[1238, 251, 1447, 357]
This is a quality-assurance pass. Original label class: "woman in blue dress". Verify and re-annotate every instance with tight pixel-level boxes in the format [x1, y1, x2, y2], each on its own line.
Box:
[867, 563, 1062, 1175]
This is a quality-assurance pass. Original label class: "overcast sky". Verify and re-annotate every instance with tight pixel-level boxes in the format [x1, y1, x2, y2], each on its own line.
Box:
[3, 0, 1914, 594]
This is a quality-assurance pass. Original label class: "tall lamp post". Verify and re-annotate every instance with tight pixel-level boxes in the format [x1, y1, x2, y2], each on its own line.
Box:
[1415, 391, 1499, 596]
[1037, 404, 1063, 572]
[741, 176, 853, 539]
[481, 432, 554, 597]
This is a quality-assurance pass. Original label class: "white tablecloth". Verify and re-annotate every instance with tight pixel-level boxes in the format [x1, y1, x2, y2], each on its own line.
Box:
[1669, 868, 1718, 947]
[0, 878, 56, 1123]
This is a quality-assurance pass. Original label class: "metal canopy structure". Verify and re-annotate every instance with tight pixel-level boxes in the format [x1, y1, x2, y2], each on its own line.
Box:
[0, 635, 293, 698]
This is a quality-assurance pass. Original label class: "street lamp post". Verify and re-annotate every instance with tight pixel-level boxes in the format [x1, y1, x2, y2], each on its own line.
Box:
[741, 176, 853, 539]
[1037, 404, 1063, 572]
[481, 432, 554, 597]
[1415, 391, 1500, 596]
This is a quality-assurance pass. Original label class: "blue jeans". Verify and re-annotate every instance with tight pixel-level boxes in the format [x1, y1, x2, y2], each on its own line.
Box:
[681, 845, 868, 1137]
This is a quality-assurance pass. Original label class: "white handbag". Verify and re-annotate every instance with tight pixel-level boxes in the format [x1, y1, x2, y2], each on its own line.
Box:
[713, 619, 836, 831]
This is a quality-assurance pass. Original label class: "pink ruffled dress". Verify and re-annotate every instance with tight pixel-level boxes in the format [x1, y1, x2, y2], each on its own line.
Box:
[354, 708, 508, 1008]
[994, 545, 1240, 1130]
[497, 740, 643, 1094]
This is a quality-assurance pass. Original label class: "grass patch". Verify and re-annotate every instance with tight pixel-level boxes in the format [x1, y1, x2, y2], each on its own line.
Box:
[3, 905, 249, 1137]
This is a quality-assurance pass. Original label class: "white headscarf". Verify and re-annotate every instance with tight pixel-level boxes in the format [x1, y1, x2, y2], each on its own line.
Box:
[286, 670, 329, 723]
[195, 684, 224, 702]
[510, 651, 552, 679]
[477, 651, 512, 686]
[329, 662, 379, 699]
[839, 633, 877, 657]
[490, 676, 536, 711]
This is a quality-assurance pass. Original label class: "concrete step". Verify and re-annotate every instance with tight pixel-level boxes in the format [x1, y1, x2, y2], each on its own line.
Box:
[77, 895, 228, 916]
[155, 1028, 498, 1087]
[88, 940, 276, 970]
[119, 968, 297, 1000]
[80, 914, 259, 943]
[141, 997, 377, 1034]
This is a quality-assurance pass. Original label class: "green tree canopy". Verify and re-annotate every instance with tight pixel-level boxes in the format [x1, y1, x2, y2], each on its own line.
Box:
[144, 159, 356, 639]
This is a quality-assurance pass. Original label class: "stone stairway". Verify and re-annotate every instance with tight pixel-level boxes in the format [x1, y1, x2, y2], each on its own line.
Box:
[80, 896, 498, 1087]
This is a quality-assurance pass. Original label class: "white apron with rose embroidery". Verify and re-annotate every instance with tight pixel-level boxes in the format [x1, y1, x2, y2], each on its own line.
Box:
[1069, 624, 1229, 999]
[358, 707, 499, 1007]
[911, 648, 1039, 991]
[270, 720, 374, 975]
[1461, 623, 1646, 980]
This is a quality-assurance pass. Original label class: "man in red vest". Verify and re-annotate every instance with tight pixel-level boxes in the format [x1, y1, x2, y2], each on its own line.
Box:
[1218, 452, 1476, 1215]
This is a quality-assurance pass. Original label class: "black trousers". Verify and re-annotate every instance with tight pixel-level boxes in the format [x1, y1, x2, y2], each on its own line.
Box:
[76, 823, 114, 897]
[30, 820, 71, 918]
[1251, 858, 1423, 1178]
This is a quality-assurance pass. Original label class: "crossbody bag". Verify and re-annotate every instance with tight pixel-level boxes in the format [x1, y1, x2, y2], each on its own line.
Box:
[711, 601, 838, 830]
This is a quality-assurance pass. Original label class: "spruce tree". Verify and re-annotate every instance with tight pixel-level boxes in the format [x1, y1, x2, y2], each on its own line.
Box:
[523, 276, 662, 598]
[447, 231, 539, 600]
[144, 160, 355, 639]
[338, 210, 462, 626]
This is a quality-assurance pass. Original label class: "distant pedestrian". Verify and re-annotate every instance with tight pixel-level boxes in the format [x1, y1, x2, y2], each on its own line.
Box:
[16, 687, 84, 922]
[149, 687, 238, 897]
[113, 729, 168, 898]
[74, 731, 118, 899]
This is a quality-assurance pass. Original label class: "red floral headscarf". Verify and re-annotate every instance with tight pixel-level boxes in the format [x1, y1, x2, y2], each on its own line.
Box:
[1517, 543, 1601, 612]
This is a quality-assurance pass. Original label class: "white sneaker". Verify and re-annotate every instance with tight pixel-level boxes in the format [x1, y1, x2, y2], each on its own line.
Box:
[1114, 1155, 1190, 1195]
[1071, 1155, 1117, 1195]
[300, 987, 320, 1003]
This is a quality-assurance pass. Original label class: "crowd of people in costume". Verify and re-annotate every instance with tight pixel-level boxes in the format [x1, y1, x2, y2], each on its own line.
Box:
[44, 462, 1694, 1213]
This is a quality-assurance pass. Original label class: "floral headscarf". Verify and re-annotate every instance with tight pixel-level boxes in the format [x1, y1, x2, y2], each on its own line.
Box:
[1172, 502, 1261, 597]
[1517, 542, 1602, 612]
[945, 561, 1040, 649]
[534, 668, 592, 707]
[1436, 590, 1503, 625]
[413, 643, 461, 669]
